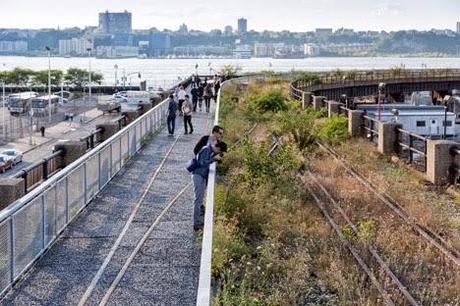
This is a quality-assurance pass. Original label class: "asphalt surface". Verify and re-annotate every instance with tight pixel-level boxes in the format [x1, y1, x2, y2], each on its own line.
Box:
[1, 106, 215, 305]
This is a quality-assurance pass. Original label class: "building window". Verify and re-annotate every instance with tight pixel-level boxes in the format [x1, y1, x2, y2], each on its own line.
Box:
[443, 121, 453, 127]
[416, 121, 426, 127]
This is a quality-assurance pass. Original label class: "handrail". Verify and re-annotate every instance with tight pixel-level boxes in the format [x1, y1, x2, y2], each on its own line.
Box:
[0, 76, 193, 299]
[196, 76, 257, 306]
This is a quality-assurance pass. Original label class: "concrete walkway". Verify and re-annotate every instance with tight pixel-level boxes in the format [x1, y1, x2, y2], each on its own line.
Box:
[1, 106, 216, 305]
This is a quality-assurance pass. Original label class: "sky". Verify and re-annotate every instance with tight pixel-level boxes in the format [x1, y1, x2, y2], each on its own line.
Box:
[1, 0, 460, 32]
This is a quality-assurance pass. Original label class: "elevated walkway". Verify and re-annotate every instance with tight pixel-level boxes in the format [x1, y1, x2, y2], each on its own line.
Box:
[1, 105, 215, 305]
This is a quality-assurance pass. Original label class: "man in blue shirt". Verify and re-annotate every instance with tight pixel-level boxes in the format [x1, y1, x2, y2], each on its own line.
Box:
[166, 94, 178, 136]
[192, 141, 226, 230]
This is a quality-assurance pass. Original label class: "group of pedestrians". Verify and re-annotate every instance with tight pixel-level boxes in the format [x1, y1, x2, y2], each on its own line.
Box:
[166, 75, 222, 136]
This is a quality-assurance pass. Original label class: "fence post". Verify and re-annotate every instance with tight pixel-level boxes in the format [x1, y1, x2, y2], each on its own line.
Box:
[327, 101, 341, 118]
[301, 92, 312, 109]
[348, 110, 364, 137]
[426, 139, 458, 185]
[377, 122, 402, 154]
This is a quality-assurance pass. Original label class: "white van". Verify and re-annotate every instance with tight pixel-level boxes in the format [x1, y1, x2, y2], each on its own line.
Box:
[121, 91, 151, 106]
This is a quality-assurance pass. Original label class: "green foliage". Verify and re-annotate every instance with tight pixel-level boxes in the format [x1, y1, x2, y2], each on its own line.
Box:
[345, 69, 358, 81]
[333, 69, 344, 78]
[316, 115, 348, 144]
[244, 89, 287, 121]
[357, 219, 377, 243]
[31, 70, 63, 86]
[64, 67, 103, 87]
[295, 71, 321, 85]
[8, 68, 34, 85]
[220, 64, 242, 79]
[274, 108, 319, 150]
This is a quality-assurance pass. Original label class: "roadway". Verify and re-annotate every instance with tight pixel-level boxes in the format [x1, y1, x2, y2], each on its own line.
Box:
[0, 99, 123, 178]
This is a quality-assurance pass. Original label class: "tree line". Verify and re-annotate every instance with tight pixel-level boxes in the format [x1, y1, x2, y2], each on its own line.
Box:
[0, 67, 103, 88]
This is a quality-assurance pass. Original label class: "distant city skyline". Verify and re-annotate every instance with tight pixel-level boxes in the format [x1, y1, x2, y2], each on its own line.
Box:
[1, 0, 460, 32]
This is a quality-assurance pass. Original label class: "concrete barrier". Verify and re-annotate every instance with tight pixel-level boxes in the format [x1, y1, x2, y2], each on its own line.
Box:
[426, 140, 458, 185]
[139, 101, 153, 115]
[302, 91, 312, 109]
[122, 110, 139, 125]
[312, 96, 326, 110]
[377, 122, 402, 154]
[54, 141, 88, 167]
[0, 178, 25, 209]
[96, 122, 120, 143]
[348, 110, 364, 137]
[327, 101, 341, 118]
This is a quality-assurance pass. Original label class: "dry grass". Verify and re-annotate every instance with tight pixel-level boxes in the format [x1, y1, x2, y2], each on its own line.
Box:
[305, 140, 460, 304]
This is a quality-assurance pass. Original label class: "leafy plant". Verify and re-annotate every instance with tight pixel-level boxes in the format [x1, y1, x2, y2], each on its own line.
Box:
[316, 115, 348, 144]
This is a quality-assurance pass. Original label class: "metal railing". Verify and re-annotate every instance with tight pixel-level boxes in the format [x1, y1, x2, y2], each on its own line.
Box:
[292, 69, 460, 95]
[396, 128, 428, 172]
[363, 115, 379, 144]
[12, 150, 64, 194]
[0, 77, 191, 299]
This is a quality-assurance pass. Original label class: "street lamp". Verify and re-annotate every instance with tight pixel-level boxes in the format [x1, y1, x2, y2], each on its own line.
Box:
[377, 82, 386, 121]
[45, 46, 52, 123]
[87, 47, 92, 103]
[114, 64, 118, 89]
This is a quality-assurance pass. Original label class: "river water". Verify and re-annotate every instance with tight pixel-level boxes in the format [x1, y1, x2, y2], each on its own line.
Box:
[1, 56, 460, 88]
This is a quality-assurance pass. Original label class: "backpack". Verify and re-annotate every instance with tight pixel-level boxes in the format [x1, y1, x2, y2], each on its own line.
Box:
[186, 158, 199, 173]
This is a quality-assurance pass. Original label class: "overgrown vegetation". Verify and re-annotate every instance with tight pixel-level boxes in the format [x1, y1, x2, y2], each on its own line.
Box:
[213, 80, 369, 305]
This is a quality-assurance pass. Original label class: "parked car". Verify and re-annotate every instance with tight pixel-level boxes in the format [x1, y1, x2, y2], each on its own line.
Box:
[2, 149, 23, 165]
[0, 154, 14, 173]
[97, 99, 121, 113]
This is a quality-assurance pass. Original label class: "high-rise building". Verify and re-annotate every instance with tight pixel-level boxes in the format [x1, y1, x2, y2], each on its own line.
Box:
[457, 22, 460, 33]
[98, 10, 132, 34]
[149, 32, 171, 56]
[224, 25, 233, 36]
[238, 18, 247, 33]
[58, 38, 92, 56]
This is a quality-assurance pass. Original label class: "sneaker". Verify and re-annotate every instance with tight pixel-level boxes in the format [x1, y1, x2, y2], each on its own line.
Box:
[193, 224, 204, 231]
[190, 130, 193, 134]
[184, 131, 188, 135]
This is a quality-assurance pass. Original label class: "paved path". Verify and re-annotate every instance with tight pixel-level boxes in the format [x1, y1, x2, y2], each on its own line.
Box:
[1, 105, 215, 305]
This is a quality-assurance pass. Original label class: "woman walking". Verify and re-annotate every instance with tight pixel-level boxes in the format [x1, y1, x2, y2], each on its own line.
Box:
[182, 95, 194, 134]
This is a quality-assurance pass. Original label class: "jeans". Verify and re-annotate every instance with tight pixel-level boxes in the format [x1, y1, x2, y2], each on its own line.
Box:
[192, 97, 198, 111]
[167, 115, 176, 134]
[183, 115, 193, 133]
[192, 174, 206, 226]
[204, 96, 211, 112]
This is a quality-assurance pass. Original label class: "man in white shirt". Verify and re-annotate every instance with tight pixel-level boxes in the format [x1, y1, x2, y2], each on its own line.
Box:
[177, 85, 187, 116]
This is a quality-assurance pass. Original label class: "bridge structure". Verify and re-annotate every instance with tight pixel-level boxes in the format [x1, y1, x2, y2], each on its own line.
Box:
[291, 69, 460, 186]
[0, 75, 239, 306]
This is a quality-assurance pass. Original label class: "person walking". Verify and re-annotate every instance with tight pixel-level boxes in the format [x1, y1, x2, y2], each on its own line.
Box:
[166, 94, 177, 136]
[213, 78, 221, 102]
[191, 142, 225, 230]
[191, 85, 199, 112]
[197, 83, 204, 112]
[177, 85, 187, 116]
[203, 83, 213, 113]
[182, 95, 194, 134]
[193, 125, 224, 155]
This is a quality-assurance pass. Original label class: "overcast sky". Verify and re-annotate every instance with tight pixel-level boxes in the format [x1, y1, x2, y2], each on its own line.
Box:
[1, 0, 460, 32]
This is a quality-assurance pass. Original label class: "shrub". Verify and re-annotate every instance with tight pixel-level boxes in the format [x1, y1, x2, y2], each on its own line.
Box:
[247, 89, 287, 113]
[274, 108, 318, 150]
[316, 115, 348, 144]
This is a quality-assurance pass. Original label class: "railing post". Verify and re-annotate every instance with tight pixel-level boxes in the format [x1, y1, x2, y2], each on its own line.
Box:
[409, 135, 413, 164]
[43, 159, 49, 180]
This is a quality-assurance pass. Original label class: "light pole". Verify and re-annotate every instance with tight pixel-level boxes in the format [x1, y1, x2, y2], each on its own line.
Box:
[1, 78, 5, 139]
[377, 83, 386, 121]
[45, 46, 52, 123]
[87, 47, 92, 102]
[114, 64, 118, 89]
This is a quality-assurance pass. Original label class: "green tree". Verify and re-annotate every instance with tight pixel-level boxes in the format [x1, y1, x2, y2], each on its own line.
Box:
[64, 68, 103, 87]
[345, 69, 358, 81]
[8, 68, 34, 85]
[219, 65, 242, 79]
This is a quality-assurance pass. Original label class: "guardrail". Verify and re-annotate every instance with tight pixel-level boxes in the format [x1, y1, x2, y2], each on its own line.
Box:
[12, 150, 64, 194]
[0, 76, 192, 299]
[292, 68, 460, 94]
[363, 115, 379, 144]
[396, 128, 428, 172]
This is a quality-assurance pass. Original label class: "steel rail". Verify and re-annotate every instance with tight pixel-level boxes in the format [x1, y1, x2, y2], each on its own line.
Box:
[316, 141, 460, 267]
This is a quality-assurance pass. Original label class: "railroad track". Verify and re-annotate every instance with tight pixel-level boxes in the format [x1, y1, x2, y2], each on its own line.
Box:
[77, 134, 186, 306]
[303, 175, 416, 306]
[316, 141, 460, 268]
